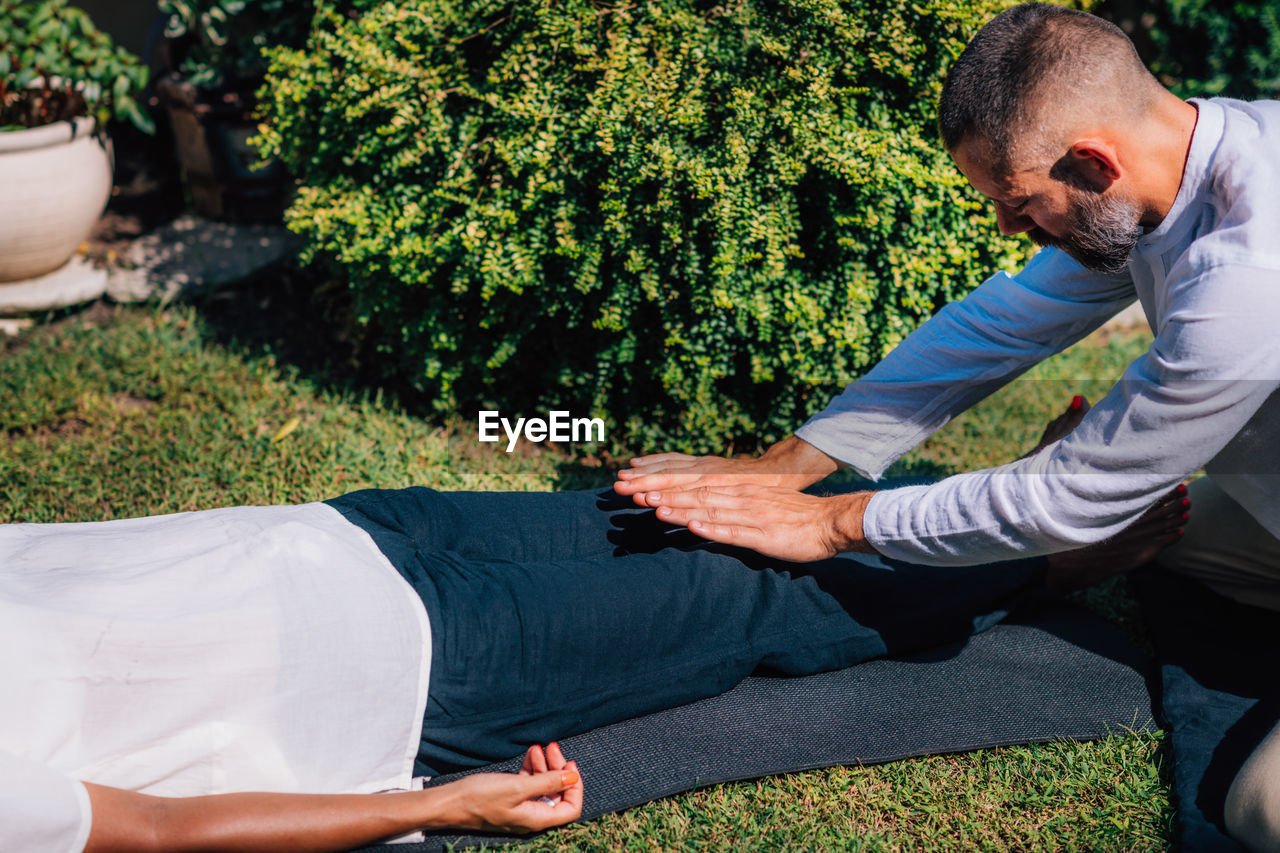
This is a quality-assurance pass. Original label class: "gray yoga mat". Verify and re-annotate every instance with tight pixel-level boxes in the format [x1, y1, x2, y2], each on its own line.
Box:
[360, 599, 1156, 851]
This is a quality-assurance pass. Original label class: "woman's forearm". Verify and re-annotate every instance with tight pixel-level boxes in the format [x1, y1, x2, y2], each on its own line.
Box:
[85, 784, 459, 853]
[83, 763, 582, 853]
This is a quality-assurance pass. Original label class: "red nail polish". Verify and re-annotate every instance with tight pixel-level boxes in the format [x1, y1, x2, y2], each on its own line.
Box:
[1070, 395, 1083, 411]
[1176, 483, 1187, 495]
[1181, 498, 1191, 508]
[1181, 512, 1189, 521]
[1177, 528, 1185, 536]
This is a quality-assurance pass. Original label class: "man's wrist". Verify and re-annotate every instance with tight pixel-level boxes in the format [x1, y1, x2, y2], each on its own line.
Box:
[827, 491, 877, 555]
[758, 436, 841, 488]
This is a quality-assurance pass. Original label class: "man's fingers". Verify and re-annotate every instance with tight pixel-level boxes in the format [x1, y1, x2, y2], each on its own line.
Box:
[648, 485, 786, 529]
[616, 468, 732, 498]
[614, 469, 692, 495]
[620, 460, 698, 479]
[617, 457, 701, 484]
[647, 483, 757, 507]
[685, 518, 767, 550]
[626, 452, 698, 468]
[614, 473, 678, 498]
[654, 499, 766, 532]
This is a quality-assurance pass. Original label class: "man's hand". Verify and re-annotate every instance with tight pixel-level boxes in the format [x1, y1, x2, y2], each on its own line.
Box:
[642, 485, 876, 562]
[615, 436, 840, 507]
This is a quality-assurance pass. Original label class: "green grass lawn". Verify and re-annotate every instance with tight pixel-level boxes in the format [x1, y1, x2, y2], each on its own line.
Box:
[1, 300, 1171, 850]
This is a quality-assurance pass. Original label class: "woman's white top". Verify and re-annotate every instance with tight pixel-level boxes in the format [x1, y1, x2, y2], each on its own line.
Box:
[797, 97, 1280, 564]
[0, 502, 432, 852]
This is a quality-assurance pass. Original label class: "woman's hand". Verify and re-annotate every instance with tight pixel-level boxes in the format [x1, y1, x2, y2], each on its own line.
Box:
[433, 743, 583, 834]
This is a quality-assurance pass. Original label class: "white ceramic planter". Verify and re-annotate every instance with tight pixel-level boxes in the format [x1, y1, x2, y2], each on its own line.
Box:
[0, 117, 112, 282]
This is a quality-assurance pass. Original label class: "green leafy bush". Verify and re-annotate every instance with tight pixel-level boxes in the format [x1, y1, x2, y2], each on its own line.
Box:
[257, 0, 1032, 454]
[1168, 0, 1280, 99]
[0, 0, 152, 132]
[1100, 0, 1280, 100]
[1149, 0, 1279, 99]
[158, 0, 317, 90]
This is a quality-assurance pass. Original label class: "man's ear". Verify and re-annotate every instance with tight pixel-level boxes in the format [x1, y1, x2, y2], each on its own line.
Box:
[1051, 139, 1121, 192]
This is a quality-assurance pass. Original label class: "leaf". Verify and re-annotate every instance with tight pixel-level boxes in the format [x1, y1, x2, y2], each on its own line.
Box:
[119, 99, 155, 135]
[271, 416, 301, 443]
[163, 15, 190, 39]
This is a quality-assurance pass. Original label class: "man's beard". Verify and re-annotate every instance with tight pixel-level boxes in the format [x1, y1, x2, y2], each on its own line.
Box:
[1028, 186, 1143, 275]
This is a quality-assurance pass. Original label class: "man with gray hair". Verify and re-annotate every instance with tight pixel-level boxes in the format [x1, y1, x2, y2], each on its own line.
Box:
[616, 4, 1280, 849]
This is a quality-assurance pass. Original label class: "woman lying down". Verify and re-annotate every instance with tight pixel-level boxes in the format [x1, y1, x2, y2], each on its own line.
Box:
[2, 472, 1185, 852]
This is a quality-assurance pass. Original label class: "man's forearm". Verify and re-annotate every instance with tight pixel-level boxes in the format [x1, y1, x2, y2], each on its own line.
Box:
[758, 435, 842, 489]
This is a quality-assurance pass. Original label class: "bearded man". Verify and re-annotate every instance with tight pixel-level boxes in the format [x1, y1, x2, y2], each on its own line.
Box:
[615, 5, 1280, 850]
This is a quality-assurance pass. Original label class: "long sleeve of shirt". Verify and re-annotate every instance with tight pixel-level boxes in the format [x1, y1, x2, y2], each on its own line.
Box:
[795, 248, 1135, 481]
[859, 261, 1280, 565]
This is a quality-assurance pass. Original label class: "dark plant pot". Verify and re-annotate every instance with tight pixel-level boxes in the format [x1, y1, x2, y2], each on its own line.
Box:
[155, 72, 288, 223]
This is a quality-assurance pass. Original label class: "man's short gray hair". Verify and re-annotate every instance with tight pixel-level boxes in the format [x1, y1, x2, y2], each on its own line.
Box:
[939, 3, 1162, 172]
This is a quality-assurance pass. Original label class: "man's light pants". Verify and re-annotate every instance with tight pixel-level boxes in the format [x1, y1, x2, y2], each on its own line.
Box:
[1157, 477, 1280, 852]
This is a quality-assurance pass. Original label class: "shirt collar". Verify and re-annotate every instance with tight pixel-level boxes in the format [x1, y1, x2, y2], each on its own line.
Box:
[1139, 98, 1225, 250]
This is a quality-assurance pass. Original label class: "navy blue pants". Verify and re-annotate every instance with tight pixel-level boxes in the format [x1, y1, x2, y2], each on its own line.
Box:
[327, 487, 1048, 777]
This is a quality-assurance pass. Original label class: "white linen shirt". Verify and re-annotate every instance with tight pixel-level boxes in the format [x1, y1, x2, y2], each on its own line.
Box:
[796, 97, 1280, 565]
[0, 502, 432, 852]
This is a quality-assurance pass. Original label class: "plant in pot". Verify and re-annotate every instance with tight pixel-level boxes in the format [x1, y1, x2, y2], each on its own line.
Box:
[0, 0, 153, 284]
[154, 0, 308, 222]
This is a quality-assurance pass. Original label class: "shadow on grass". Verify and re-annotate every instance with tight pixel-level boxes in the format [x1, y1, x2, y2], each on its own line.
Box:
[188, 263, 380, 395]
[184, 262, 620, 492]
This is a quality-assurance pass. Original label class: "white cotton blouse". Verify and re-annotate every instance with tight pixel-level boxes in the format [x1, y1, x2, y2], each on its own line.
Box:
[0, 502, 432, 852]
[797, 97, 1280, 565]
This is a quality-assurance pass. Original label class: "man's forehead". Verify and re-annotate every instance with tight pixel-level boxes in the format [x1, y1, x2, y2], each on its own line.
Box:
[953, 139, 1031, 199]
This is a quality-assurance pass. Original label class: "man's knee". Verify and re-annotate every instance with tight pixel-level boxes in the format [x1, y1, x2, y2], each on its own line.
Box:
[1225, 728, 1280, 852]
[1154, 477, 1280, 611]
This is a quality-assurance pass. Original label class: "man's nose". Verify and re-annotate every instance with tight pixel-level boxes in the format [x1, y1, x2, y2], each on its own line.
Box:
[995, 205, 1035, 236]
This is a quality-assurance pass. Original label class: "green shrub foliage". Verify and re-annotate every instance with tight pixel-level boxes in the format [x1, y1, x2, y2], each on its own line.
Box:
[1144, 0, 1280, 99]
[257, 0, 1031, 453]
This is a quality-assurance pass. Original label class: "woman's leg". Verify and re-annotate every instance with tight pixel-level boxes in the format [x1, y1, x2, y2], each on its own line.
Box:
[1226, 720, 1280, 852]
[1153, 476, 1280, 850]
[326, 486, 668, 564]
[404, 542, 1047, 776]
